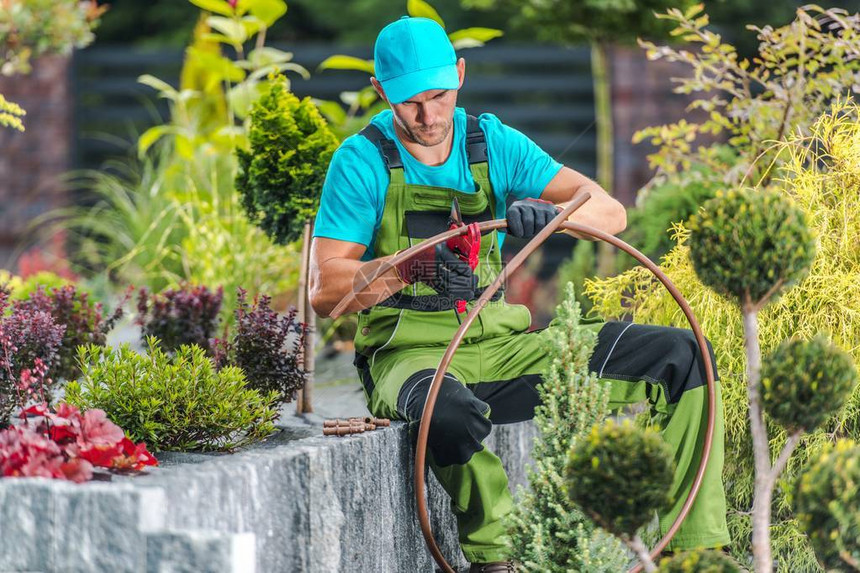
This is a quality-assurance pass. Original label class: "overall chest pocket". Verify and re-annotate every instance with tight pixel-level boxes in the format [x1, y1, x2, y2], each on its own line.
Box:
[405, 191, 492, 239]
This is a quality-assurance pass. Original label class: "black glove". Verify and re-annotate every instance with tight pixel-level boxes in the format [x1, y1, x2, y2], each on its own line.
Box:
[396, 243, 478, 300]
[506, 198, 561, 239]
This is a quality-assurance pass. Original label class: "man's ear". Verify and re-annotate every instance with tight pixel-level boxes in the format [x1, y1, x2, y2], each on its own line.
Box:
[370, 77, 388, 103]
[456, 58, 466, 89]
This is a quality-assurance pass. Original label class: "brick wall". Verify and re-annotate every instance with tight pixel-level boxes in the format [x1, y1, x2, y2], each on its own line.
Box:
[0, 55, 72, 269]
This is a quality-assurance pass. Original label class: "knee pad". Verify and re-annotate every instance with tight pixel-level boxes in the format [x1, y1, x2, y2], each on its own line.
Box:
[397, 369, 492, 467]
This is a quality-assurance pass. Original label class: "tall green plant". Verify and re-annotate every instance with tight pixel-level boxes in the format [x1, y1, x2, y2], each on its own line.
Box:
[585, 101, 860, 571]
[46, 0, 304, 317]
[506, 283, 625, 572]
[138, 0, 309, 157]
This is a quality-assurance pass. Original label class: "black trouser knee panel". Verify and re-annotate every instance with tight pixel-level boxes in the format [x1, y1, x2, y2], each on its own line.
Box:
[397, 369, 492, 467]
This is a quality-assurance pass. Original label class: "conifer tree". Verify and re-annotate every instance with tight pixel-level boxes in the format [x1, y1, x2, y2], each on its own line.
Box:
[506, 283, 625, 572]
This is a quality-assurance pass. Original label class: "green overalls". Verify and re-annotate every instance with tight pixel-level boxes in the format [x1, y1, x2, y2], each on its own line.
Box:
[351, 116, 730, 563]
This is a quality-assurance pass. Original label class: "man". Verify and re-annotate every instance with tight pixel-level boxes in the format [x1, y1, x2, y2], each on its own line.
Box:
[309, 16, 729, 572]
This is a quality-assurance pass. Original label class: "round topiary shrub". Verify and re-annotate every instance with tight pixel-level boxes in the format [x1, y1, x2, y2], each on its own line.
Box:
[236, 73, 339, 245]
[687, 188, 815, 309]
[657, 549, 743, 572]
[761, 335, 858, 433]
[565, 419, 675, 538]
[795, 439, 860, 570]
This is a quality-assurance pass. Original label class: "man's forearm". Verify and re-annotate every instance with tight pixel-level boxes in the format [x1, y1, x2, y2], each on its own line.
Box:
[309, 255, 407, 318]
[557, 182, 627, 240]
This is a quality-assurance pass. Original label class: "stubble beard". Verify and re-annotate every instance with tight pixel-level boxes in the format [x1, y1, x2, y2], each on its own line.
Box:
[402, 117, 452, 147]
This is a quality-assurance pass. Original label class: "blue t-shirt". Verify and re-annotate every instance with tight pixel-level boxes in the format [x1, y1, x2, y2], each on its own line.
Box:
[313, 107, 563, 260]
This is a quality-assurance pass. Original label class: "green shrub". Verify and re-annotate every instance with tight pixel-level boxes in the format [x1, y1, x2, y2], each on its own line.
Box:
[236, 73, 339, 245]
[9, 271, 74, 302]
[506, 283, 625, 572]
[761, 336, 858, 434]
[635, 6, 860, 185]
[657, 550, 743, 572]
[795, 440, 860, 570]
[566, 419, 675, 539]
[621, 158, 729, 271]
[687, 188, 815, 310]
[67, 338, 278, 452]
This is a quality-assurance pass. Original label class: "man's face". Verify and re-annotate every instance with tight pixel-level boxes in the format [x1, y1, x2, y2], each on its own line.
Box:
[389, 88, 459, 147]
[372, 57, 465, 148]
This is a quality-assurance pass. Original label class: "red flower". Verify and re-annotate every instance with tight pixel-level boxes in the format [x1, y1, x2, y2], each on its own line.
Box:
[111, 437, 158, 472]
[59, 458, 93, 483]
[80, 409, 124, 447]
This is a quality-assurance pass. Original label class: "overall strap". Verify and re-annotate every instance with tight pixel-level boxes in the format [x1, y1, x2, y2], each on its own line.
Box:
[358, 124, 403, 170]
[465, 114, 488, 164]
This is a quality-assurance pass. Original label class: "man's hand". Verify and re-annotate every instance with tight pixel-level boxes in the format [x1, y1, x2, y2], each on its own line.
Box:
[395, 243, 478, 300]
[506, 198, 561, 239]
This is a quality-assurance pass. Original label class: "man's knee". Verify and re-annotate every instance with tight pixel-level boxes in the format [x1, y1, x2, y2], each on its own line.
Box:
[397, 369, 492, 467]
[664, 329, 719, 404]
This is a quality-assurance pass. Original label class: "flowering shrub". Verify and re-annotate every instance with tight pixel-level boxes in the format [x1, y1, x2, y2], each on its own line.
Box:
[17, 285, 124, 381]
[0, 402, 156, 483]
[136, 284, 223, 353]
[68, 338, 278, 452]
[0, 289, 64, 425]
[214, 288, 306, 405]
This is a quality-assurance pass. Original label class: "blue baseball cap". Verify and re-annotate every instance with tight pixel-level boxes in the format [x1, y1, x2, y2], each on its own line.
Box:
[374, 16, 459, 104]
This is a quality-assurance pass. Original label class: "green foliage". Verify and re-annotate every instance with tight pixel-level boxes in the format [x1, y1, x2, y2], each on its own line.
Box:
[46, 145, 301, 319]
[506, 283, 626, 572]
[566, 419, 675, 539]
[687, 188, 816, 310]
[556, 240, 596, 316]
[137, 1, 308, 158]
[621, 154, 731, 270]
[236, 74, 339, 244]
[0, 0, 104, 76]
[635, 6, 860, 184]
[795, 440, 860, 571]
[10, 272, 75, 302]
[461, 0, 696, 44]
[657, 549, 743, 572]
[762, 336, 858, 435]
[67, 338, 278, 452]
[584, 101, 860, 572]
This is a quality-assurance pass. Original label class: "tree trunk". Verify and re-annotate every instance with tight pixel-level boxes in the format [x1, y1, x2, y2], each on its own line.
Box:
[591, 40, 616, 278]
[743, 308, 772, 572]
[296, 221, 314, 414]
[628, 534, 658, 573]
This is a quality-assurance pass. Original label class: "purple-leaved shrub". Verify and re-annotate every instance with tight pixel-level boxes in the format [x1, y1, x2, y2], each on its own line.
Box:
[214, 288, 306, 405]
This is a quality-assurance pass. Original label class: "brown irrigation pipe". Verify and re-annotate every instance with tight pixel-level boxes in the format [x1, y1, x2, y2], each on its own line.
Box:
[330, 193, 716, 572]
